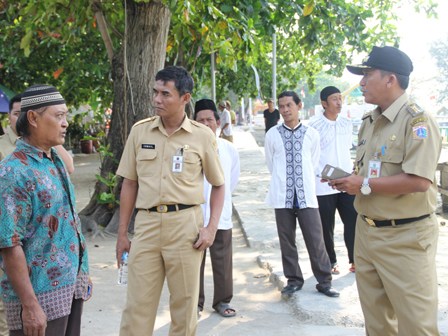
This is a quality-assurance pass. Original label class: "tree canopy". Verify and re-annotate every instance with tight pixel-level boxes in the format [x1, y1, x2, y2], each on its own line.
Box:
[0, 0, 439, 108]
[430, 33, 448, 104]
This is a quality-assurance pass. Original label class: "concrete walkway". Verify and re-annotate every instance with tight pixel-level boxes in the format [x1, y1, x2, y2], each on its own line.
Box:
[231, 124, 448, 333]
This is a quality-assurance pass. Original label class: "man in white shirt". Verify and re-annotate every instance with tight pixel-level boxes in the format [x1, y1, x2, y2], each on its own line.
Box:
[265, 90, 339, 297]
[309, 86, 357, 274]
[194, 99, 241, 317]
[218, 101, 234, 143]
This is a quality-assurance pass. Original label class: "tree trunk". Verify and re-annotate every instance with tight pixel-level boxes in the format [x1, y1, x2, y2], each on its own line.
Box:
[80, 0, 171, 234]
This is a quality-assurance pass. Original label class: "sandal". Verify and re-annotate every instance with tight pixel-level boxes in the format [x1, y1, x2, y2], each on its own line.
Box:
[331, 265, 340, 275]
[215, 304, 236, 317]
[349, 264, 355, 273]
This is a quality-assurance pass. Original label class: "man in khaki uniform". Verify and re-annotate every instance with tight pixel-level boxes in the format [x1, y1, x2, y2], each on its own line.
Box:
[330, 46, 441, 335]
[0, 94, 21, 162]
[116, 66, 225, 336]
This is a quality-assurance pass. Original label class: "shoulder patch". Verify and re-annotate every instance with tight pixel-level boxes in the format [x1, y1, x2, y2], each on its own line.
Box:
[406, 103, 425, 117]
[362, 111, 372, 120]
[133, 116, 157, 127]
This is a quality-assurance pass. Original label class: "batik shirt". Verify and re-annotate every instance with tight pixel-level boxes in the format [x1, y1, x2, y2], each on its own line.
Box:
[0, 140, 89, 330]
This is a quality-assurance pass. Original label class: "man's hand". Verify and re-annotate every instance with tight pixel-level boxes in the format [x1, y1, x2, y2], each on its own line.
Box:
[22, 301, 47, 336]
[193, 226, 217, 251]
[328, 174, 364, 195]
[84, 276, 93, 301]
[116, 233, 131, 269]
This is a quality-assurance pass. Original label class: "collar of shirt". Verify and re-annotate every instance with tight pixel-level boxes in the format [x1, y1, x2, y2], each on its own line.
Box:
[7, 130, 19, 145]
[282, 122, 302, 131]
[16, 139, 58, 163]
[369, 92, 409, 123]
[149, 114, 192, 136]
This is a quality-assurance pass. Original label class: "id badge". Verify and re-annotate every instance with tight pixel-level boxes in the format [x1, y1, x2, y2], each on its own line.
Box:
[172, 155, 183, 173]
[368, 159, 381, 178]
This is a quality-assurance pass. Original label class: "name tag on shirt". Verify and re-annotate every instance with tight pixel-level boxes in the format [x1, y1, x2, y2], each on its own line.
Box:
[172, 155, 183, 172]
[142, 144, 156, 149]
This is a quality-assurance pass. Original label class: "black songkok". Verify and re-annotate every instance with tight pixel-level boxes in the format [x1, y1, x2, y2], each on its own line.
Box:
[195, 99, 217, 114]
[320, 86, 341, 102]
[21, 84, 65, 112]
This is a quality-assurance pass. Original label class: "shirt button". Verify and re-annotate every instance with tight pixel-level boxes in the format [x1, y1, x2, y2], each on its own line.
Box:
[167, 139, 170, 143]
[164, 157, 168, 161]
[163, 176, 166, 179]
[162, 195, 165, 198]
[374, 132, 378, 136]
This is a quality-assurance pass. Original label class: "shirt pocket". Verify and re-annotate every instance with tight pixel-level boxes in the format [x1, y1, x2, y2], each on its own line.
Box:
[355, 146, 367, 171]
[176, 152, 201, 181]
[137, 150, 158, 177]
[379, 148, 404, 176]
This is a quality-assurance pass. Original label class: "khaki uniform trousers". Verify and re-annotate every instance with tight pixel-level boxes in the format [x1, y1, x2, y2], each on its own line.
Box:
[0, 270, 7, 336]
[354, 214, 439, 336]
[220, 134, 233, 143]
[119, 206, 203, 336]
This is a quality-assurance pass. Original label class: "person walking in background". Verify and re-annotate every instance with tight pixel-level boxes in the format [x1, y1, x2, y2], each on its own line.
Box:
[218, 101, 233, 143]
[194, 99, 240, 318]
[263, 98, 280, 133]
[309, 86, 357, 274]
[330, 46, 441, 335]
[116, 66, 225, 336]
[0, 85, 91, 336]
[226, 101, 236, 128]
[265, 90, 339, 298]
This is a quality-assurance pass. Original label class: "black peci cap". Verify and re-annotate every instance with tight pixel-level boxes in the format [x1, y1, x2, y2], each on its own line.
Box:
[194, 99, 217, 114]
[346, 46, 413, 76]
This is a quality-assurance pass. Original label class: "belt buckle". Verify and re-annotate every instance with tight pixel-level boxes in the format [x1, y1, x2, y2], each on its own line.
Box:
[365, 217, 376, 227]
[157, 205, 168, 213]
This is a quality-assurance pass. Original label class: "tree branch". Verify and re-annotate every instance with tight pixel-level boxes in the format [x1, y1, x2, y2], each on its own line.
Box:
[104, 16, 123, 39]
[90, 1, 115, 65]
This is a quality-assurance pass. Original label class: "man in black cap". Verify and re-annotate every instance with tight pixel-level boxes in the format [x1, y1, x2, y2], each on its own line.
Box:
[193, 99, 240, 318]
[309, 86, 357, 275]
[329, 46, 441, 335]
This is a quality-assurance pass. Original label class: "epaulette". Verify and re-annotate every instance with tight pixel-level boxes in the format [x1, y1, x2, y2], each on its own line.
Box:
[361, 111, 372, 120]
[133, 116, 157, 127]
[406, 103, 425, 117]
[190, 119, 202, 127]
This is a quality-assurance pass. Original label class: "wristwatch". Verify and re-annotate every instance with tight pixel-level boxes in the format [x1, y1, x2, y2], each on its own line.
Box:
[360, 177, 371, 195]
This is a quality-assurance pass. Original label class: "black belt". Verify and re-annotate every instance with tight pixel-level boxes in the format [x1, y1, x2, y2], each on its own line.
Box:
[138, 204, 195, 213]
[361, 214, 430, 227]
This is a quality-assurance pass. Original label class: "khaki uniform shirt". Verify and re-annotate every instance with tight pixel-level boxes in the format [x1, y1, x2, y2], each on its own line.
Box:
[117, 115, 225, 209]
[354, 93, 442, 220]
[0, 130, 19, 162]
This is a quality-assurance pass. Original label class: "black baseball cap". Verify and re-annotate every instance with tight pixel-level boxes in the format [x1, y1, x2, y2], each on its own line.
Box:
[346, 46, 413, 76]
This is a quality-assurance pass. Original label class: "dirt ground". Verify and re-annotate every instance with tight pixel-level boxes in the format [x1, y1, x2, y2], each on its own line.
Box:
[74, 155, 366, 335]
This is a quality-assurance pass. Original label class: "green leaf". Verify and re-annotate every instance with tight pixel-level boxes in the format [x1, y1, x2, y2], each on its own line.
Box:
[303, 1, 314, 16]
[221, 5, 233, 13]
[20, 30, 33, 50]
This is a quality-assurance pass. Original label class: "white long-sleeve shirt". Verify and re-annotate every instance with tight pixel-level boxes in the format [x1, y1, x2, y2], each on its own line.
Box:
[308, 114, 353, 196]
[202, 138, 240, 230]
[265, 122, 321, 209]
[220, 109, 233, 136]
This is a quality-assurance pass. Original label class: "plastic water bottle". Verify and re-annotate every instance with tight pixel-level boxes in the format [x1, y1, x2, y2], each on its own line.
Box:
[118, 252, 129, 285]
